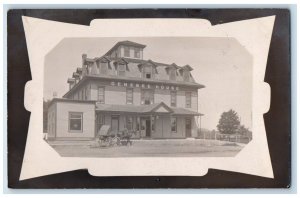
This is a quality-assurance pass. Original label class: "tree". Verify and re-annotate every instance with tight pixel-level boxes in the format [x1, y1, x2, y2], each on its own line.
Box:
[217, 109, 240, 134]
[43, 99, 51, 132]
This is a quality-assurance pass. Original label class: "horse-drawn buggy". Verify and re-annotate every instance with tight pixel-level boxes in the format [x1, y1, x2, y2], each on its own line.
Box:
[92, 125, 136, 148]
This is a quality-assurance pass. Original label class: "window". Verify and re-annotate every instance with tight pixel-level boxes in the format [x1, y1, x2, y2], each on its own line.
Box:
[141, 89, 154, 105]
[97, 114, 105, 131]
[98, 87, 105, 103]
[183, 70, 190, 81]
[186, 92, 191, 108]
[134, 48, 140, 58]
[151, 116, 155, 132]
[69, 112, 83, 132]
[170, 91, 176, 107]
[126, 88, 133, 104]
[124, 46, 130, 57]
[78, 90, 82, 100]
[169, 68, 176, 80]
[100, 62, 107, 74]
[143, 66, 152, 79]
[171, 117, 177, 133]
[126, 116, 133, 130]
[118, 64, 126, 76]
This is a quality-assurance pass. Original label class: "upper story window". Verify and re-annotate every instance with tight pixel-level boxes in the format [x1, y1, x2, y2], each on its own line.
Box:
[183, 70, 190, 81]
[134, 48, 140, 58]
[169, 68, 176, 81]
[143, 66, 153, 79]
[100, 62, 108, 74]
[124, 46, 130, 57]
[186, 92, 192, 108]
[141, 89, 154, 105]
[170, 91, 176, 107]
[126, 88, 133, 104]
[118, 64, 126, 76]
[98, 87, 105, 104]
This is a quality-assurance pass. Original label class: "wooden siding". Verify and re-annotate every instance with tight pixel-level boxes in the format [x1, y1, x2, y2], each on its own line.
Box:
[55, 102, 95, 139]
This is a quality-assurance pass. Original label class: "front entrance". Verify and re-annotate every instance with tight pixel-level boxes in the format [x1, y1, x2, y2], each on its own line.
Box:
[185, 118, 192, 137]
[141, 117, 151, 138]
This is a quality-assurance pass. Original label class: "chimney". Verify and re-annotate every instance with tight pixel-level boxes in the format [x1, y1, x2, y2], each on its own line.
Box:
[67, 78, 75, 90]
[82, 54, 87, 76]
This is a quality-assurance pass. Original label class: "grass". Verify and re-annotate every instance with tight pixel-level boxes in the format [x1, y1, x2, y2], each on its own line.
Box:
[49, 139, 244, 157]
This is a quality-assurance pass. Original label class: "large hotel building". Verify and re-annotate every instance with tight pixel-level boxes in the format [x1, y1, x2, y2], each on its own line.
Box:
[47, 41, 205, 140]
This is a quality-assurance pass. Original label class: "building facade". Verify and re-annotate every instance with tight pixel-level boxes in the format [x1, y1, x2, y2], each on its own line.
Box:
[47, 41, 205, 140]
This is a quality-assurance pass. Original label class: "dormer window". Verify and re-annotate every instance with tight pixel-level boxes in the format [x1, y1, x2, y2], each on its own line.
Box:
[169, 68, 176, 81]
[183, 70, 190, 81]
[118, 64, 126, 76]
[124, 46, 130, 57]
[143, 65, 153, 79]
[181, 65, 193, 82]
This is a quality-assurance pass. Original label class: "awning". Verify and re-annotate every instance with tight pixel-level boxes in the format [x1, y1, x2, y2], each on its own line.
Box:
[96, 102, 202, 116]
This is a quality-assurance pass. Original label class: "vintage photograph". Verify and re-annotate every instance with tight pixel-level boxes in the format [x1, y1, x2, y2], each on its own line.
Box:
[43, 37, 253, 157]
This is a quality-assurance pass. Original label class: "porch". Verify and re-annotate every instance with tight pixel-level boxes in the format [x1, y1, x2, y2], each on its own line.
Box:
[95, 102, 201, 139]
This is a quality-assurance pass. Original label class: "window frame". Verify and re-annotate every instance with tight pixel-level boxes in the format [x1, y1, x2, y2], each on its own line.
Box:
[141, 89, 154, 105]
[171, 117, 177, 133]
[186, 91, 192, 108]
[68, 112, 83, 133]
[134, 48, 140, 58]
[124, 46, 130, 57]
[183, 70, 190, 81]
[97, 86, 105, 104]
[126, 88, 134, 104]
[170, 91, 177, 107]
[169, 68, 176, 81]
[118, 64, 126, 76]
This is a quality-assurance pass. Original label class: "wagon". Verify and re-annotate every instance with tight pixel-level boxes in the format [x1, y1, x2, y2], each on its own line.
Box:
[94, 125, 136, 147]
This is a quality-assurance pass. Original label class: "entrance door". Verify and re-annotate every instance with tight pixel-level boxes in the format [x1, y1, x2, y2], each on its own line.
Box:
[145, 119, 151, 137]
[111, 116, 119, 133]
[185, 118, 192, 137]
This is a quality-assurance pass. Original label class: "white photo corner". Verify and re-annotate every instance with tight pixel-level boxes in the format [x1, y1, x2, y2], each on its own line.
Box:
[21, 16, 274, 180]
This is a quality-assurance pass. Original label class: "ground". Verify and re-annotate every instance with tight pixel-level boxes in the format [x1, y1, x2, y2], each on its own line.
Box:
[49, 139, 244, 157]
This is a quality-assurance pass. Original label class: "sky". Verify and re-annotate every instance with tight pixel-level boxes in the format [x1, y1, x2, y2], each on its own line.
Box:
[44, 37, 252, 130]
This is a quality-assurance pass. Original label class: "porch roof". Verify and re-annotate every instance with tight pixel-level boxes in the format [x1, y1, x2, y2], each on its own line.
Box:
[95, 102, 203, 116]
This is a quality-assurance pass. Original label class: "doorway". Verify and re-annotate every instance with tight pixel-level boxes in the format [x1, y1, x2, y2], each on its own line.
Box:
[111, 116, 119, 133]
[145, 119, 151, 137]
[185, 118, 192, 137]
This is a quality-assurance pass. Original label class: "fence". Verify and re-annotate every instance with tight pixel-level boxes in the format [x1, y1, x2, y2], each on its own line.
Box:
[197, 130, 252, 144]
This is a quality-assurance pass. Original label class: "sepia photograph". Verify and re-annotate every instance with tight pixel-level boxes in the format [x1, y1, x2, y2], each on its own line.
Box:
[43, 37, 253, 157]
